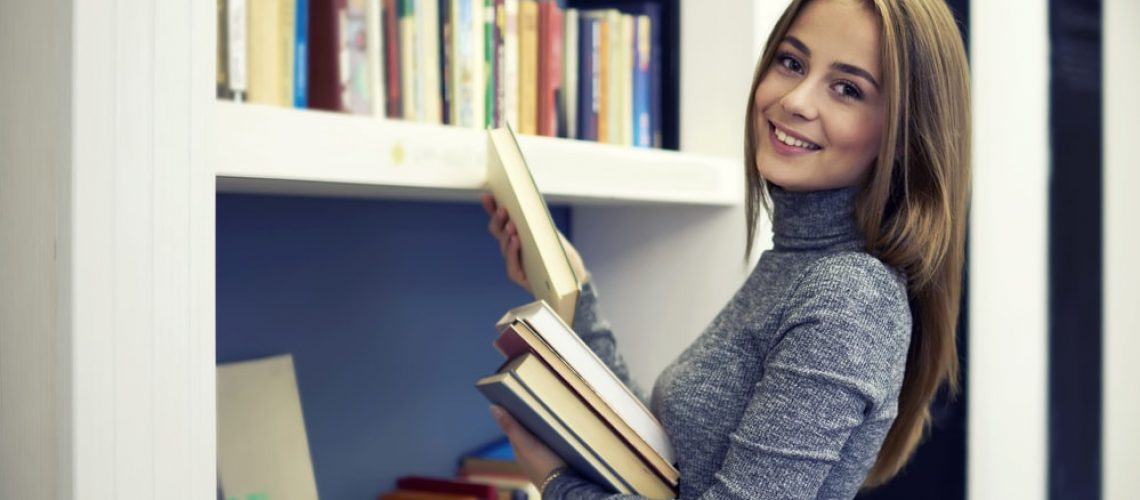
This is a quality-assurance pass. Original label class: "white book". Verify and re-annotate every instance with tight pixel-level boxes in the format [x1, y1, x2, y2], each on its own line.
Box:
[366, 0, 386, 117]
[228, 0, 248, 101]
[503, 0, 520, 129]
[419, 0, 442, 123]
[400, 1, 418, 119]
[496, 300, 677, 468]
[562, 8, 578, 139]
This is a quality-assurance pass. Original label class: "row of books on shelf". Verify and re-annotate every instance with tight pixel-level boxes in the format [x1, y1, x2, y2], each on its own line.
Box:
[216, 0, 665, 147]
[379, 441, 541, 500]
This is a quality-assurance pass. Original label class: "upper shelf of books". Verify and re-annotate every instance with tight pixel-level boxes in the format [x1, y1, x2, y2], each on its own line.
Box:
[213, 101, 741, 207]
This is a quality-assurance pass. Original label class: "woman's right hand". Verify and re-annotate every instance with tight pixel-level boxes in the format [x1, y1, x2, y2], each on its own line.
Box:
[481, 193, 590, 294]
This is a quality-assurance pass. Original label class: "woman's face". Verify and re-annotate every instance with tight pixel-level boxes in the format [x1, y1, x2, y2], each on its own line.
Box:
[753, 0, 888, 192]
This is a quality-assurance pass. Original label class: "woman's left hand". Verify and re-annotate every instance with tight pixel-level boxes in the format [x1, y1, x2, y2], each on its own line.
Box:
[490, 405, 568, 487]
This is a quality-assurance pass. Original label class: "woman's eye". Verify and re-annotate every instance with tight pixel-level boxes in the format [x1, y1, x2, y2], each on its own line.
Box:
[777, 54, 804, 74]
[833, 81, 864, 100]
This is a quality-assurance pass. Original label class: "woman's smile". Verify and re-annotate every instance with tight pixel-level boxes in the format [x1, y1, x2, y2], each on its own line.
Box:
[768, 120, 823, 155]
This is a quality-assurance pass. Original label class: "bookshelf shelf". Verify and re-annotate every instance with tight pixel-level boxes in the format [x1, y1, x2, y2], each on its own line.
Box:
[213, 100, 741, 206]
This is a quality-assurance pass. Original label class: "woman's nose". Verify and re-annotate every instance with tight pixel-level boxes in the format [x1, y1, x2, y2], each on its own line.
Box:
[780, 82, 819, 121]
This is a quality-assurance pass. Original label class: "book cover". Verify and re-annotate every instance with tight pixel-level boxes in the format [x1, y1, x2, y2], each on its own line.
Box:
[217, 354, 319, 500]
[485, 125, 581, 324]
[493, 312, 679, 487]
[476, 353, 674, 498]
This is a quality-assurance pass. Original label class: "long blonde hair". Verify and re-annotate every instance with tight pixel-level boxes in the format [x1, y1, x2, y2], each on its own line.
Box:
[744, 0, 971, 487]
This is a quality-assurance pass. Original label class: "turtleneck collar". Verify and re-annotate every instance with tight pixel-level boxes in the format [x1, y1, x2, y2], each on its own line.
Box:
[769, 185, 864, 252]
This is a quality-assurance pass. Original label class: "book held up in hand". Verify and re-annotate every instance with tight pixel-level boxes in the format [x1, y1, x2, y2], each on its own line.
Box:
[485, 124, 582, 326]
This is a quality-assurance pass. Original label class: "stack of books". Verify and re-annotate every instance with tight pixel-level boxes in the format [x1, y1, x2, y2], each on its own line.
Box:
[474, 125, 678, 498]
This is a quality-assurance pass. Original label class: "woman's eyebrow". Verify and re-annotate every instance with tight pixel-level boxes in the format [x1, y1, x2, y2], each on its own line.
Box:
[831, 62, 881, 91]
[784, 35, 881, 91]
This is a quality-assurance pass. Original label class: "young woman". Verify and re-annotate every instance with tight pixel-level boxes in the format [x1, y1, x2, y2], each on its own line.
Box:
[481, 0, 970, 497]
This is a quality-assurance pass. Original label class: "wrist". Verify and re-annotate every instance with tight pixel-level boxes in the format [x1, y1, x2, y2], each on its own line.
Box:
[539, 466, 569, 496]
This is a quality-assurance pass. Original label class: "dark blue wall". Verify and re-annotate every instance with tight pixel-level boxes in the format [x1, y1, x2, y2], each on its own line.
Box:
[217, 194, 572, 499]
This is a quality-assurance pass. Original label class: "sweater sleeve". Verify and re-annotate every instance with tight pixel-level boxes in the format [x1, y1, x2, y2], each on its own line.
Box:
[544, 254, 912, 499]
[570, 281, 650, 406]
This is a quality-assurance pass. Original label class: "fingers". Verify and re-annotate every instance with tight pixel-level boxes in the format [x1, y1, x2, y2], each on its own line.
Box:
[480, 193, 497, 215]
[506, 230, 527, 285]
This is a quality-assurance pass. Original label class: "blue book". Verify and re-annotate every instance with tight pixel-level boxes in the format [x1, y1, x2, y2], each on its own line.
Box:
[576, 15, 598, 141]
[632, 15, 650, 148]
[294, 0, 309, 108]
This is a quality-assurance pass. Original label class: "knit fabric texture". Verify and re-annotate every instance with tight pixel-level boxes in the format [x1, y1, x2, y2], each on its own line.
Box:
[543, 186, 912, 499]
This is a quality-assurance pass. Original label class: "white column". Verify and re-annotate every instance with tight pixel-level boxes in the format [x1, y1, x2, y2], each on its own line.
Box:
[1103, 0, 1140, 498]
[968, 0, 1049, 499]
[0, 0, 74, 498]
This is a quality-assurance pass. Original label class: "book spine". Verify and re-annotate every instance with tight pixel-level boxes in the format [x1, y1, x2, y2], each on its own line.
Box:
[503, 0, 519, 129]
[383, 0, 402, 117]
[342, 0, 373, 114]
[517, 0, 537, 134]
[546, 5, 562, 137]
[228, 0, 248, 100]
[484, 0, 495, 128]
[439, 0, 452, 123]
[470, 0, 485, 127]
[562, 8, 577, 139]
[365, 0, 384, 116]
[535, 0, 550, 136]
[494, 0, 506, 127]
[596, 12, 608, 143]
[280, 0, 296, 107]
[217, 0, 230, 99]
[634, 14, 650, 148]
[295, 0, 310, 108]
[399, 0, 417, 119]
[305, 0, 340, 110]
[576, 15, 594, 141]
[420, 0, 442, 122]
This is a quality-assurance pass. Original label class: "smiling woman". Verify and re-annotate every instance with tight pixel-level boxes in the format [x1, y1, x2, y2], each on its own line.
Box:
[484, 0, 971, 498]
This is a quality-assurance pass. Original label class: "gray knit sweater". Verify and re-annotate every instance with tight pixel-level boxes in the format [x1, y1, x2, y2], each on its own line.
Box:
[544, 186, 912, 499]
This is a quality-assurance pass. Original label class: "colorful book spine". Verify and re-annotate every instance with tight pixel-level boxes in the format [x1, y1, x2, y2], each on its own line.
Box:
[294, 0, 310, 107]
[576, 14, 597, 141]
[484, 0, 496, 128]
[383, 0, 403, 117]
[633, 14, 650, 148]
[494, 0, 506, 127]
[419, 0, 442, 123]
[536, 1, 562, 137]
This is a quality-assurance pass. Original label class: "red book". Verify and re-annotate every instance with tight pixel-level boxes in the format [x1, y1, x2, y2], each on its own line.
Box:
[393, 476, 497, 500]
[308, 0, 344, 111]
[536, 1, 563, 136]
[547, 6, 563, 135]
[383, 0, 403, 118]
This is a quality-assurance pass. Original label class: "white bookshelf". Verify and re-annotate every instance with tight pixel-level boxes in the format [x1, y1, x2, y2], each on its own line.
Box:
[1, 1, 768, 498]
[214, 101, 739, 206]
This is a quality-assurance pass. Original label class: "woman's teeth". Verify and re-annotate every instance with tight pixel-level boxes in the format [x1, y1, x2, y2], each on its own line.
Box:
[774, 126, 819, 150]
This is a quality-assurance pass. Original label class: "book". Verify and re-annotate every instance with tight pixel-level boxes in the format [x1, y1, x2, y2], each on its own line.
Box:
[380, 490, 480, 500]
[476, 353, 674, 498]
[561, 8, 578, 139]
[394, 476, 497, 500]
[517, 0, 538, 134]
[485, 125, 581, 325]
[217, 354, 319, 500]
[492, 318, 679, 487]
